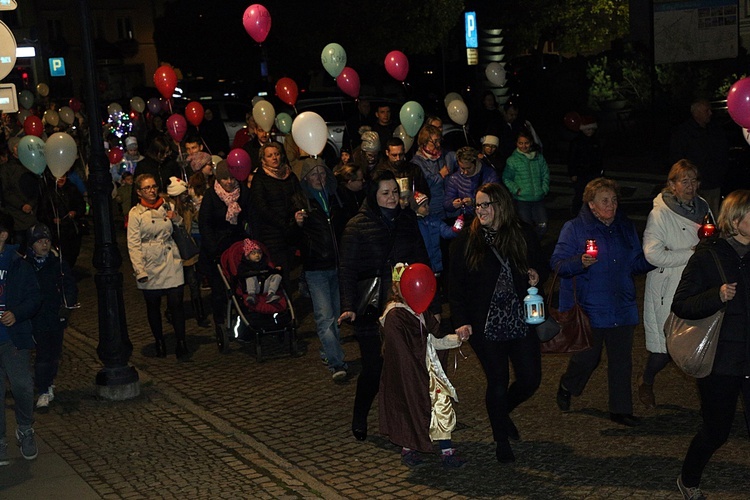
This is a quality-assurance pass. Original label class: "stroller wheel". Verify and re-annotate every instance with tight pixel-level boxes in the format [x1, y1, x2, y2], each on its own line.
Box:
[216, 324, 230, 353]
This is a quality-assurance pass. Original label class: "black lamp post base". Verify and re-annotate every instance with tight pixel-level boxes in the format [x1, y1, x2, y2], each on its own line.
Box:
[96, 365, 140, 401]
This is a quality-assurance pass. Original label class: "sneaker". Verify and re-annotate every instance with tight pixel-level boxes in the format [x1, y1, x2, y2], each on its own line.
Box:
[332, 368, 348, 382]
[441, 449, 467, 469]
[400, 449, 424, 467]
[556, 383, 571, 412]
[36, 393, 52, 413]
[16, 428, 38, 460]
[0, 440, 9, 466]
[266, 294, 280, 304]
[47, 385, 55, 402]
[677, 474, 706, 500]
[320, 357, 329, 366]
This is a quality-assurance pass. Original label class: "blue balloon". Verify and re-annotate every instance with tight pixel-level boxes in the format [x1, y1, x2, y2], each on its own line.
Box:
[18, 135, 46, 175]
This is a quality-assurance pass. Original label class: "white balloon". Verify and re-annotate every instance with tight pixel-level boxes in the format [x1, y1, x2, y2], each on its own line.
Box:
[447, 100, 469, 126]
[43, 109, 60, 127]
[130, 96, 146, 113]
[253, 100, 276, 133]
[443, 92, 463, 109]
[45, 132, 78, 178]
[59, 106, 75, 125]
[108, 102, 123, 116]
[485, 62, 507, 86]
[393, 125, 413, 152]
[291, 112, 327, 157]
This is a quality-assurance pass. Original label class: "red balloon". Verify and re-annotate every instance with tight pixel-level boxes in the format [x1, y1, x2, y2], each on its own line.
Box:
[275, 77, 299, 107]
[154, 65, 178, 99]
[226, 148, 252, 181]
[68, 98, 82, 113]
[400, 263, 436, 314]
[727, 77, 750, 129]
[336, 67, 360, 99]
[24, 115, 44, 137]
[384, 50, 409, 82]
[185, 101, 204, 127]
[242, 4, 272, 44]
[563, 112, 581, 132]
[108, 146, 124, 164]
[167, 113, 187, 143]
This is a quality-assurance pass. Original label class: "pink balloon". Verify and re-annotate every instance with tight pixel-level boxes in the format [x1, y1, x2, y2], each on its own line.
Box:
[167, 114, 187, 142]
[242, 4, 272, 44]
[336, 67, 360, 99]
[385, 50, 409, 82]
[727, 77, 750, 129]
[226, 148, 252, 181]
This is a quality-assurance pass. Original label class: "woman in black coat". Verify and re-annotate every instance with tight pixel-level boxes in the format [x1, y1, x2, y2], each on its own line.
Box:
[338, 170, 431, 441]
[449, 182, 546, 464]
[672, 189, 750, 499]
[198, 161, 251, 335]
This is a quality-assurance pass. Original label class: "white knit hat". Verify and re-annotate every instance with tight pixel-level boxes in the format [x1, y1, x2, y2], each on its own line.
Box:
[481, 135, 499, 147]
[167, 176, 187, 197]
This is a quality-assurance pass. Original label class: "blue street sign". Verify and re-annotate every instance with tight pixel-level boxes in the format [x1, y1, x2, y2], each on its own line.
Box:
[465, 12, 478, 49]
[49, 57, 66, 76]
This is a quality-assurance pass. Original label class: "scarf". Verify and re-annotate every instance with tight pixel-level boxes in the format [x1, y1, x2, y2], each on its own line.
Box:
[214, 180, 241, 224]
[661, 191, 708, 224]
[418, 145, 441, 162]
[482, 227, 497, 246]
[517, 149, 536, 160]
[263, 164, 291, 180]
[140, 197, 165, 210]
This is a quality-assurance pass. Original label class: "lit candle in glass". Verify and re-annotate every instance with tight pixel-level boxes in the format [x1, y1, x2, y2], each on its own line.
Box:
[585, 239, 598, 258]
[698, 215, 715, 239]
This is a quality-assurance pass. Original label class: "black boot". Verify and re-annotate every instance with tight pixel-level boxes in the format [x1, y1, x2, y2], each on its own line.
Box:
[155, 338, 167, 358]
[175, 339, 190, 360]
[192, 299, 211, 328]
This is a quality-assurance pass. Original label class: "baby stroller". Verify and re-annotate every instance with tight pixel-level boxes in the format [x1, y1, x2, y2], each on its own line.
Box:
[216, 240, 297, 362]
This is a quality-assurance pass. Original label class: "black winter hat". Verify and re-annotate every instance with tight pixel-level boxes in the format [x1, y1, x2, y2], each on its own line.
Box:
[27, 223, 52, 246]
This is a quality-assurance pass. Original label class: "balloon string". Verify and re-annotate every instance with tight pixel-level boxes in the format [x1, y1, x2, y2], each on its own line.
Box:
[462, 125, 468, 145]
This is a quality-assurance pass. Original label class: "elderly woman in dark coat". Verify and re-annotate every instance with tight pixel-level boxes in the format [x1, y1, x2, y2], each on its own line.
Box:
[249, 141, 303, 286]
[338, 170, 432, 442]
[672, 189, 750, 500]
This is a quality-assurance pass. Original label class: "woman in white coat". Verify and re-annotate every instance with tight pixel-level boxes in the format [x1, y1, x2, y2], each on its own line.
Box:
[640, 160, 710, 407]
[127, 173, 189, 359]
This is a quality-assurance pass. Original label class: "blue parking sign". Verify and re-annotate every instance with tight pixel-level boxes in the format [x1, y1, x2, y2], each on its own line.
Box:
[465, 12, 478, 49]
[49, 57, 66, 77]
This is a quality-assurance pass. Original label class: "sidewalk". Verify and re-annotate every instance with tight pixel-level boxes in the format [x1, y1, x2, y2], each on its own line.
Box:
[1, 178, 749, 499]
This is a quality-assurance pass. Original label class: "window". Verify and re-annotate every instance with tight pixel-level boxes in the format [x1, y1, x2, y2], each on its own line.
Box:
[117, 17, 133, 40]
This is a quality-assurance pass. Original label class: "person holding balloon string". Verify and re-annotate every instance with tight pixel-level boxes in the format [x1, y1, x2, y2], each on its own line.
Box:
[3, 135, 42, 251]
[449, 182, 547, 464]
[379, 262, 467, 469]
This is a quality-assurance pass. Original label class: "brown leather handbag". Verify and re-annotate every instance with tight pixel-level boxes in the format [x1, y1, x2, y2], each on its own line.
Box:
[540, 268, 593, 354]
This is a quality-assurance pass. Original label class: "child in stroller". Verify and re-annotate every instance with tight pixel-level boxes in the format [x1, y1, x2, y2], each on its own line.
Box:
[238, 239, 282, 305]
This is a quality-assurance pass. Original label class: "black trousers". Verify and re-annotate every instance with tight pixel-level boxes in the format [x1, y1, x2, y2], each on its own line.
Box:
[142, 286, 185, 342]
[352, 331, 383, 428]
[469, 332, 541, 442]
[561, 325, 634, 414]
[681, 372, 744, 487]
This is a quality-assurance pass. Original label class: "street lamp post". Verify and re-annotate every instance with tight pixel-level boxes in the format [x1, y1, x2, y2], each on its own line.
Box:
[78, 0, 139, 400]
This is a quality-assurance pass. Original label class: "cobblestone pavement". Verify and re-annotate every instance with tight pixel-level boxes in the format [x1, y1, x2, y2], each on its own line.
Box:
[1, 174, 749, 499]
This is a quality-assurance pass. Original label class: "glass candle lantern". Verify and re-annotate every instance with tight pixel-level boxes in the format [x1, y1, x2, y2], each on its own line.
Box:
[523, 287, 545, 324]
[585, 239, 598, 258]
[698, 214, 716, 239]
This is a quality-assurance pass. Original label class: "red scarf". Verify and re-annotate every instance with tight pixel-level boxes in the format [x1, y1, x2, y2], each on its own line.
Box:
[140, 197, 165, 210]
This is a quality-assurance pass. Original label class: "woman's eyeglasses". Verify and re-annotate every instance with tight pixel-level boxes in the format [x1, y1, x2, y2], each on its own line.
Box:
[139, 185, 158, 191]
[476, 201, 498, 209]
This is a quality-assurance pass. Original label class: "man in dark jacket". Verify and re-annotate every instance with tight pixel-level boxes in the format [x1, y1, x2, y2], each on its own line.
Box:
[292, 159, 348, 381]
[0, 213, 42, 464]
[374, 138, 430, 206]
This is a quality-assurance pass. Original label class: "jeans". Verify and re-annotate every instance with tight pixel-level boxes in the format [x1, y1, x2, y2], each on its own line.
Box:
[469, 332, 541, 442]
[515, 200, 548, 236]
[561, 325, 634, 414]
[35, 328, 65, 394]
[0, 341, 34, 436]
[306, 269, 346, 370]
[142, 286, 185, 342]
[681, 373, 743, 488]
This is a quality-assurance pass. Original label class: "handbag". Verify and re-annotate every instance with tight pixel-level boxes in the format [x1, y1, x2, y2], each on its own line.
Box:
[540, 267, 593, 354]
[166, 202, 200, 261]
[665, 249, 726, 378]
[355, 276, 381, 320]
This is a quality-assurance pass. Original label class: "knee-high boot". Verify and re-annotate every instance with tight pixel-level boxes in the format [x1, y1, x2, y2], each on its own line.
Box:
[192, 298, 211, 328]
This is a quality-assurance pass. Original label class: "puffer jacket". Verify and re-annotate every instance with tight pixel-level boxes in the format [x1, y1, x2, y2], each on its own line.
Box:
[410, 153, 447, 220]
[672, 237, 750, 376]
[443, 163, 499, 216]
[502, 149, 550, 202]
[249, 167, 303, 255]
[642, 193, 706, 353]
[338, 201, 431, 333]
[550, 205, 654, 328]
[25, 248, 77, 331]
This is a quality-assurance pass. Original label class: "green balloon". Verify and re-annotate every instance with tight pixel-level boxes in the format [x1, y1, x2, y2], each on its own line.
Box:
[275, 112, 293, 134]
[18, 135, 47, 175]
[19, 90, 34, 110]
[321, 43, 347, 79]
[399, 101, 424, 138]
